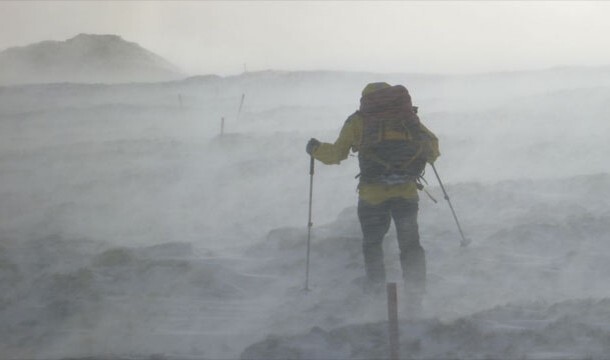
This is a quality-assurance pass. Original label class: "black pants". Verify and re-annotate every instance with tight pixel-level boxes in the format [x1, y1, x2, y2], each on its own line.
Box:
[357, 198, 426, 293]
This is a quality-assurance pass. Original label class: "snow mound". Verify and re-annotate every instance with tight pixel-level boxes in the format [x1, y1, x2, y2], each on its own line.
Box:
[237, 173, 610, 359]
[242, 298, 610, 359]
[2, 173, 610, 359]
[0, 237, 273, 359]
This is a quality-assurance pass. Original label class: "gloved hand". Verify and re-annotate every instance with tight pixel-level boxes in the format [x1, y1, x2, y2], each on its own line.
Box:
[306, 138, 321, 155]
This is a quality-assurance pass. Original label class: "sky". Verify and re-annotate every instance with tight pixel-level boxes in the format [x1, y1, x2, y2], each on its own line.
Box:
[1, 1, 610, 76]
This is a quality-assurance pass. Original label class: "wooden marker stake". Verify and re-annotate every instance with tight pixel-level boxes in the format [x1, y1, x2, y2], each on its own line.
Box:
[387, 282, 399, 360]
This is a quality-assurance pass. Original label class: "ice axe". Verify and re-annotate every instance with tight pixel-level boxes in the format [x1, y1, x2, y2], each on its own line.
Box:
[304, 156, 315, 291]
[431, 163, 471, 247]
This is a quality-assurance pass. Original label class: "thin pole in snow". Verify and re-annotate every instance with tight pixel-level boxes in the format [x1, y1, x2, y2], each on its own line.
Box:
[236, 94, 245, 121]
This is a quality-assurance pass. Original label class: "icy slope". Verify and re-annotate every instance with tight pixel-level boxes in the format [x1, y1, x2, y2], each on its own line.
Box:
[240, 173, 610, 359]
[242, 298, 610, 360]
[0, 237, 276, 358]
[1, 74, 609, 251]
[1, 69, 609, 359]
[2, 173, 609, 359]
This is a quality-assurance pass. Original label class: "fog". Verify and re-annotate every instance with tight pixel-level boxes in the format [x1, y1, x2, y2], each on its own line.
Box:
[4, 2, 610, 75]
[1, 68, 610, 359]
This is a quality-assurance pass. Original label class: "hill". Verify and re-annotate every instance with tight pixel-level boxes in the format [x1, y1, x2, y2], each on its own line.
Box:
[0, 33, 184, 85]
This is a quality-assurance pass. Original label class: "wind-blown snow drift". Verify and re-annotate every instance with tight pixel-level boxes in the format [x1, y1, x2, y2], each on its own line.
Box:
[1, 69, 609, 359]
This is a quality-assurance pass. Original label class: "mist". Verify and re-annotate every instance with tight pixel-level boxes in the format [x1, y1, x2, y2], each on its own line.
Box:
[1, 66, 610, 359]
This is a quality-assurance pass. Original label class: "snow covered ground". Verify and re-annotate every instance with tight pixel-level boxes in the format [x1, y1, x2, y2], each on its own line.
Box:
[1, 70, 609, 359]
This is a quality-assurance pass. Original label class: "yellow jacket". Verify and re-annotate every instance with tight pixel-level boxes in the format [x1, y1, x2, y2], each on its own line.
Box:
[312, 112, 440, 205]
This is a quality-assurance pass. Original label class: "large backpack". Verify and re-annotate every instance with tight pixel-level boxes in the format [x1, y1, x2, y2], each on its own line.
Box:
[357, 85, 431, 185]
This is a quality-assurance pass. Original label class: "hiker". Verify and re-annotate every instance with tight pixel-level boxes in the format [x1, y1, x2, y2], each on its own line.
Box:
[306, 82, 439, 308]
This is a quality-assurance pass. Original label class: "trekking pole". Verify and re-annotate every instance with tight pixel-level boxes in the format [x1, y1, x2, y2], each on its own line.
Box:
[431, 163, 471, 247]
[304, 156, 315, 291]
